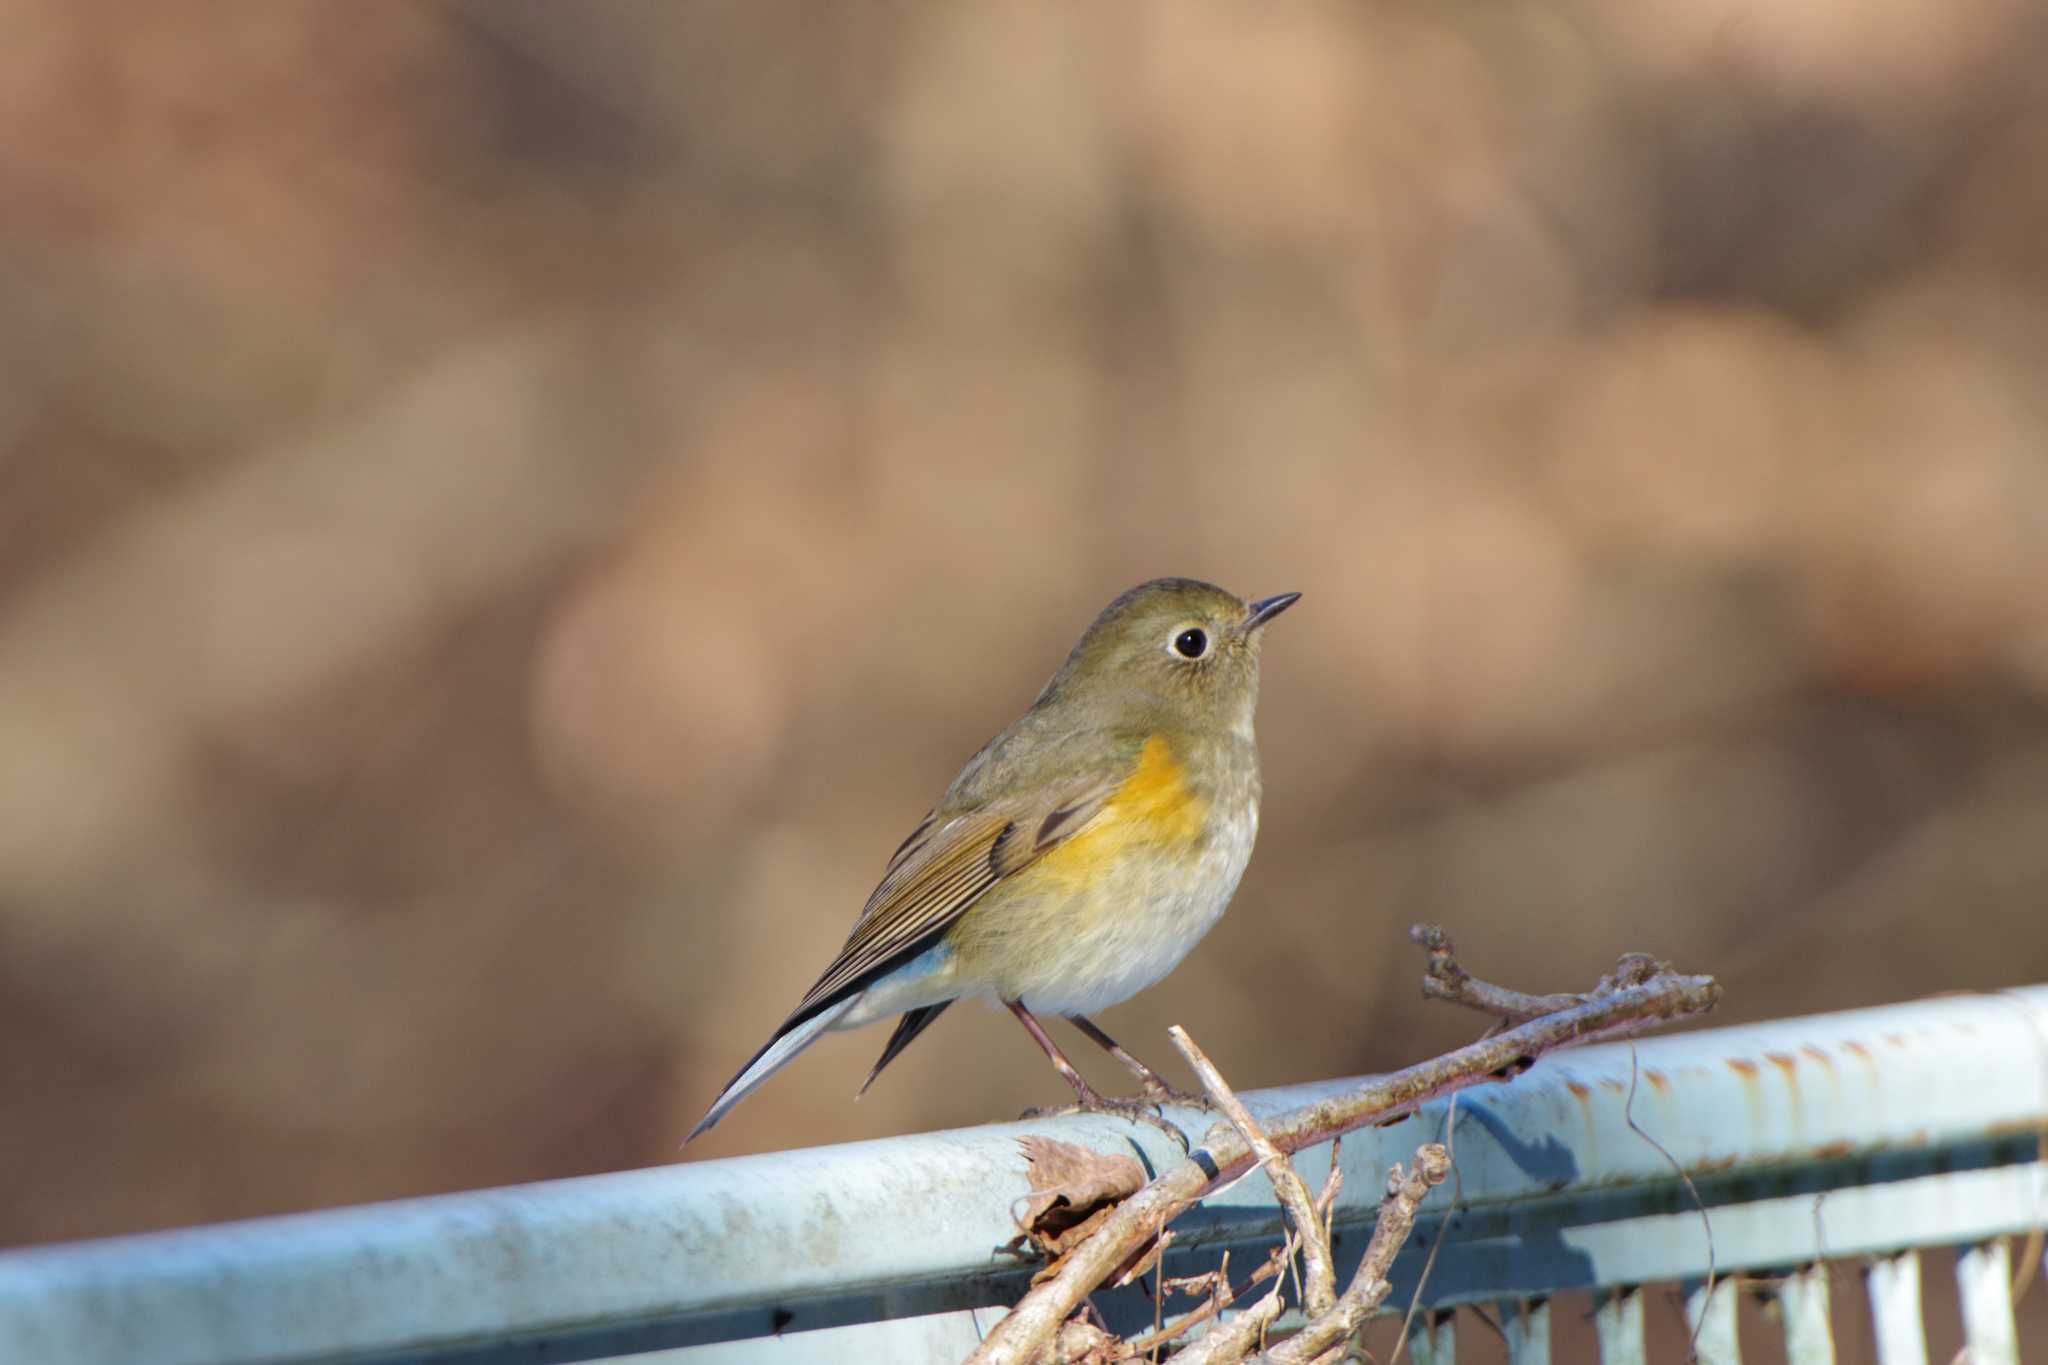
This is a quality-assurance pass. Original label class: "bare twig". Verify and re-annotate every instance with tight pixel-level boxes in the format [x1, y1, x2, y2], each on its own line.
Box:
[1413, 924, 1669, 1022]
[1314, 1136, 1344, 1230]
[1120, 1242, 1293, 1360]
[1166, 1277, 1287, 1365]
[1619, 1042, 1715, 1361]
[1411, 924, 1583, 1020]
[1119, 1206, 1360, 1361]
[1256, 1144, 1453, 1364]
[963, 945, 1719, 1365]
[1388, 1090, 1464, 1365]
[1171, 1025, 1338, 1320]
[1046, 1318, 1115, 1362]
[1121, 1278, 1235, 1358]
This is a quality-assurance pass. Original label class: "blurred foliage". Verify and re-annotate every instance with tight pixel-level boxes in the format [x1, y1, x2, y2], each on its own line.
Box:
[2, 0, 2046, 1253]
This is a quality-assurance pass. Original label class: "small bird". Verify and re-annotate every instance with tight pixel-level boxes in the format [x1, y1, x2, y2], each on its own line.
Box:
[688, 577, 1299, 1142]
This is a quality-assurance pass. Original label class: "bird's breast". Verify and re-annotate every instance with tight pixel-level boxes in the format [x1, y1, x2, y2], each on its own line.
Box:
[1033, 735, 1215, 883]
[951, 733, 1262, 1015]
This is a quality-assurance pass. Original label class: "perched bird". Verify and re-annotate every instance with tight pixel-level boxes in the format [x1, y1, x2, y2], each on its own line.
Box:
[688, 577, 1299, 1142]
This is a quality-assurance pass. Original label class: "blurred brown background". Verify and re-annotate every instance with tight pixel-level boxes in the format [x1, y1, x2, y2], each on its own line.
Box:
[3, 0, 2047, 1258]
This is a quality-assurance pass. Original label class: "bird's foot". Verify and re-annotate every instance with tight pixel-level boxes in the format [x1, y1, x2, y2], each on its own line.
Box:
[1020, 1086, 1192, 1151]
[1139, 1078, 1223, 1112]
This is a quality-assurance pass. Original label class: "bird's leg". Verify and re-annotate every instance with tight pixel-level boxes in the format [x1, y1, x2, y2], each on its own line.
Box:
[1007, 1000, 1099, 1099]
[1006, 1001, 1189, 1149]
[1066, 1013, 1219, 1110]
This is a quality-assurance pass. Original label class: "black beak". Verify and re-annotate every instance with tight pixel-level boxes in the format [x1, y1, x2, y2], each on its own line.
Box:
[1242, 591, 1302, 633]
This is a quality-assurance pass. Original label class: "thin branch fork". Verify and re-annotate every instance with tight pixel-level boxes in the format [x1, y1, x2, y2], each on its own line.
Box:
[1170, 1026, 1338, 1320]
[1155, 1027, 1346, 1363]
[962, 938, 1720, 1365]
[1409, 923, 1663, 1022]
[1116, 1225, 1310, 1359]
[1256, 1143, 1452, 1364]
[1113, 1131, 1442, 1365]
[1158, 1235, 1296, 1365]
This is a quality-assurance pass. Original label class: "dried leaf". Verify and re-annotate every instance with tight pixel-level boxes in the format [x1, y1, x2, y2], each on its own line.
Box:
[1014, 1136, 1146, 1253]
[1009, 1136, 1163, 1289]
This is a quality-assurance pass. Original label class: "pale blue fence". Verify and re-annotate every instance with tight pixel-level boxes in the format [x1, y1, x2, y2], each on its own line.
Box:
[2, 988, 2044, 1363]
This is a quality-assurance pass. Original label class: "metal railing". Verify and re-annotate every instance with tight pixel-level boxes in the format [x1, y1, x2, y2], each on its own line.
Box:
[2, 988, 2044, 1364]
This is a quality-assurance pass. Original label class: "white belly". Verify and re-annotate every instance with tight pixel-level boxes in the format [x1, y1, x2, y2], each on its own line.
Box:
[1005, 802, 1259, 1016]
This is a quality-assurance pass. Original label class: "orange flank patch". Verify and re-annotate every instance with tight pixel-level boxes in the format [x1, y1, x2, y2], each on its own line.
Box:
[1033, 737, 1209, 888]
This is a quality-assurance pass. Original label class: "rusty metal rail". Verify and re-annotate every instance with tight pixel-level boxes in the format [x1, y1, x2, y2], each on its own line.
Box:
[1, 989, 2044, 1363]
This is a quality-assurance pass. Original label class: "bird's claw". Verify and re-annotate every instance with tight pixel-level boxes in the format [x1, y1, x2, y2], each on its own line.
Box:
[1019, 1093, 1192, 1152]
[1140, 1079, 1222, 1112]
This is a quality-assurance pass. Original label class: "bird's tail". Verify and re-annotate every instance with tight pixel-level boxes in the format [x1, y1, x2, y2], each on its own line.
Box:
[686, 998, 854, 1144]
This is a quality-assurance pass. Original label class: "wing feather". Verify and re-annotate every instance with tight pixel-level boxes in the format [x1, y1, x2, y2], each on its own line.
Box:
[785, 775, 1120, 1024]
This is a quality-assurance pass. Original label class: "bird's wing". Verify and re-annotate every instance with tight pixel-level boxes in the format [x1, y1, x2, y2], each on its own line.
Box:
[784, 774, 1121, 1025]
[689, 766, 1126, 1141]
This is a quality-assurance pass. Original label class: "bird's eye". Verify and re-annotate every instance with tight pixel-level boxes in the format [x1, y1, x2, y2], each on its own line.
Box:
[1172, 627, 1209, 660]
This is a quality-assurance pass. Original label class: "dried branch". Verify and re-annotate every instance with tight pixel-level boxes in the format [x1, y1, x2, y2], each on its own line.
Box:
[1415, 924, 1668, 1023]
[1255, 1145, 1452, 1363]
[1170, 1025, 1338, 1320]
[1045, 1318, 1115, 1363]
[1166, 1277, 1287, 1365]
[1411, 923, 1584, 1020]
[1117, 1238, 1301, 1358]
[963, 938, 1719, 1365]
[1313, 1137, 1343, 1229]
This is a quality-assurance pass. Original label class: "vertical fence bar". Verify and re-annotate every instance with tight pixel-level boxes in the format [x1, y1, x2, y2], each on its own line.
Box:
[1593, 1287, 1646, 1365]
[1777, 1265, 1836, 1365]
[1865, 1252, 1929, 1365]
[1686, 1278, 1743, 1365]
[1405, 1308, 1456, 1365]
[1502, 1298, 1549, 1365]
[1956, 1239, 2020, 1365]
